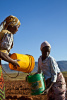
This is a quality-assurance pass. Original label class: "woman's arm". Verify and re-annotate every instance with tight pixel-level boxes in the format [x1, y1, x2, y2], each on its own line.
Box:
[37, 58, 41, 73]
[0, 51, 20, 67]
[43, 57, 58, 94]
[44, 81, 54, 94]
[43, 78, 55, 94]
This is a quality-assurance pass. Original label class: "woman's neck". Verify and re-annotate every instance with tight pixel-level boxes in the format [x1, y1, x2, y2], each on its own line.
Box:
[42, 56, 47, 61]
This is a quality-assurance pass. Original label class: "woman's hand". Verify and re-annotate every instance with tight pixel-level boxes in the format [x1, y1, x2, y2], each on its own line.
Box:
[43, 88, 50, 94]
[0, 51, 20, 68]
[12, 59, 20, 69]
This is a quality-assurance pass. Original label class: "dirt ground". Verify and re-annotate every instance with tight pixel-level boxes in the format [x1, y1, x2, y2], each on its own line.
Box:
[4, 77, 67, 100]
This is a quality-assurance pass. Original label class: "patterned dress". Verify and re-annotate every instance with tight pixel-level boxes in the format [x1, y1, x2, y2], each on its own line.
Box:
[0, 30, 13, 99]
[0, 64, 5, 100]
[47, 72, 66, 100]
[38, 56, 66, 100]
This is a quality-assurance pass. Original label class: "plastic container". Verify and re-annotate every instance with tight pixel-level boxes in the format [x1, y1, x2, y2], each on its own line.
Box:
[9, 53, 35, 73]
[27, 73, 45, 95]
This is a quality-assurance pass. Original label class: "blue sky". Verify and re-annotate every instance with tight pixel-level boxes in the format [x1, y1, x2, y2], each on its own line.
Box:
[0, 0, 67, 64]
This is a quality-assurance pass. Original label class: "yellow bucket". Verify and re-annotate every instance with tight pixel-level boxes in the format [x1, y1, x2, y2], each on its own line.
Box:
[9, 53, 35, 73]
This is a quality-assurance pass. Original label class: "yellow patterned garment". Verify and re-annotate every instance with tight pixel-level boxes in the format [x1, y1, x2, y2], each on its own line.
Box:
[0, 15, 21, 31]
[4, 15, 21, 27]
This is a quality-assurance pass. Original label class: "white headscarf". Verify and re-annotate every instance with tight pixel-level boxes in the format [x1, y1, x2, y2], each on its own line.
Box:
[40, 41, 51, 51]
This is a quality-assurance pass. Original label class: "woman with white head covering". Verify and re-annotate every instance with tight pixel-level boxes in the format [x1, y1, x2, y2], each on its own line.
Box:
[0, 15, 21, 99]
[37, 41, 66, 100]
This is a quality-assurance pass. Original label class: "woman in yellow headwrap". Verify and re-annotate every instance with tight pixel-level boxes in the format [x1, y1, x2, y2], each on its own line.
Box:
[0, 15, 21, 100]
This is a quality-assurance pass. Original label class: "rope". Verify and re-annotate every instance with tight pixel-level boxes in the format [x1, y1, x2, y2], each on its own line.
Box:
[2, 66, 19, 78]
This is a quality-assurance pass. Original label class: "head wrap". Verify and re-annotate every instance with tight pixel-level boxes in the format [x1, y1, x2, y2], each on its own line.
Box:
[0, 15, 21, 32]
[40, 41, 51, 51]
